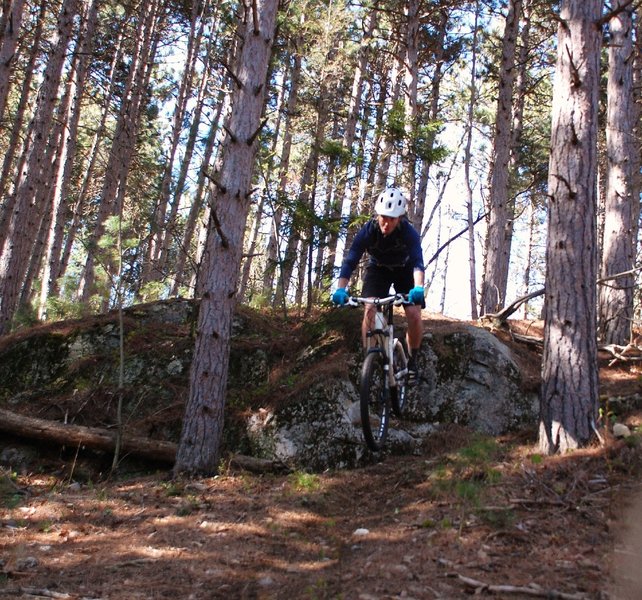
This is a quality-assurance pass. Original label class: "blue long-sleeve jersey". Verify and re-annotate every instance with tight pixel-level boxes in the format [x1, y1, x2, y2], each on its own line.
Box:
[339, 218, 425, 280]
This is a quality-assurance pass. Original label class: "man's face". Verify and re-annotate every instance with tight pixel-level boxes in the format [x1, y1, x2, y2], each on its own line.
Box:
[377, 214, 400, 236]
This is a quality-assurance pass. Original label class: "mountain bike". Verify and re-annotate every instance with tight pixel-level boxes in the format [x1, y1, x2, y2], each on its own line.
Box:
[347, 294, 413, 451]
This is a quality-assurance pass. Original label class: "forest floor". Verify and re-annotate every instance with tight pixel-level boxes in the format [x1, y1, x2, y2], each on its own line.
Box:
[2, 316, 642, 599]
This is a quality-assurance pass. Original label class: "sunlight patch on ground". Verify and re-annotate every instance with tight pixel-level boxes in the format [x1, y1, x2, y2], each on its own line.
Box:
[264, 556, 338, 573]
[267, 508, 325, 527]
[612, 488, 642, 598]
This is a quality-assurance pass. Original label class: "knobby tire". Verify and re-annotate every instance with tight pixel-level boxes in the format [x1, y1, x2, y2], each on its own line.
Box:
[360, 351, 389, 451]
[391, 339, 408, 417]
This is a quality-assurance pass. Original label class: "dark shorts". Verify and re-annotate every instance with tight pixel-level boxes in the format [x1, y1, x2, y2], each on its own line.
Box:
[362, 264, 425, 307]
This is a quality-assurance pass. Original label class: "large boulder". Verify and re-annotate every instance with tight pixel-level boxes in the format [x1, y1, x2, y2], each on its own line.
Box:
[0, 302, 538, 473]
[246, 322, 538, 469]
[407, 324, 539, 434]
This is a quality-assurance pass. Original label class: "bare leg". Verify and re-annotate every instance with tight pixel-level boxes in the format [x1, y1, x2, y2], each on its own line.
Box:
[362, 304, 377, 349]
[404, 304, 423, 354]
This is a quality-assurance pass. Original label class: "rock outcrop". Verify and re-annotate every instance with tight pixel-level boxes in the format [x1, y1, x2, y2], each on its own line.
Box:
[0, 300, 538, 473]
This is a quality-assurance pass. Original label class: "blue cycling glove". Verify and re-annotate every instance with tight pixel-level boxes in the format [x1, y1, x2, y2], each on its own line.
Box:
[408, 285, 424, 305]
[332, 287, 349, 305]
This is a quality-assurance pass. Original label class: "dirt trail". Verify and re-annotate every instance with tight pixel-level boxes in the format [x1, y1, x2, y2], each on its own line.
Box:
[2, 423, 641, 599]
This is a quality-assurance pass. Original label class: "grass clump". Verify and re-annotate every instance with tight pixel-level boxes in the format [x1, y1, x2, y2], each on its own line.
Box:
[426, 434, 513, 532]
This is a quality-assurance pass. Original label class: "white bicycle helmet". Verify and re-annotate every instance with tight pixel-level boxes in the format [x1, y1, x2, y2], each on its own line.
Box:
[375, 187, 407, 218]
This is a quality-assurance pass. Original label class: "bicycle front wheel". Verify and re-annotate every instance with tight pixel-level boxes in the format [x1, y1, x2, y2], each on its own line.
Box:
[360, 351, 389, 451]
[391, 339, 408, 417]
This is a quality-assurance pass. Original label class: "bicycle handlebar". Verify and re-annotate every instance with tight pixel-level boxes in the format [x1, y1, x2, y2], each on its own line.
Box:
[346, 293, 413, 308]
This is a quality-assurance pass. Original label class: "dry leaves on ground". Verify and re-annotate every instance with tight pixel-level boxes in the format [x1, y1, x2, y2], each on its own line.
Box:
[2, 423, 642, 600]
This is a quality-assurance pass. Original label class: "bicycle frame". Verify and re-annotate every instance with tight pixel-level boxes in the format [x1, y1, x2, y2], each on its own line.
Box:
[345, 293, 412, 450]
[347, 294, 410, 391]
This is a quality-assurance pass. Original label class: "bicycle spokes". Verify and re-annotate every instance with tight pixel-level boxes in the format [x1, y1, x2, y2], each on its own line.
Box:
[360, 352, 390, 451]
[391, 339, 408, 417]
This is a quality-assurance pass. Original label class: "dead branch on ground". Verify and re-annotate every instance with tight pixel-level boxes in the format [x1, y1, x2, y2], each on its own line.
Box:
[451, 572, 590, 599]
[0, 408, 288, 473]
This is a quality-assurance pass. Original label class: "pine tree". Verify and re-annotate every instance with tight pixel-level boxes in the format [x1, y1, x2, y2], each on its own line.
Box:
[174, 0, 280, 476]
[540, 0, 603, 454]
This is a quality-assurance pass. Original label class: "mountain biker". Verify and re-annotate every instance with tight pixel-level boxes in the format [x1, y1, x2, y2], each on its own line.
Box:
[331, 187, 425, 379]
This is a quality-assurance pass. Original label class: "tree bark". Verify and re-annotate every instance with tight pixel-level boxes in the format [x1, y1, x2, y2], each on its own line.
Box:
[540, 0, 603, 454]
[78, 0, 163, 305]
[261, 47, 302, 298]
[598, 0, 638, 345]
[480, 0, 522, 315]
[464, 0, 482, 320]
[0, 0, 46, 228]
[0, 0, 81, 335]
[39, 0, 99, 314]
[0, 408, 177, 463]
[142, 0, 209, 287]
[174, 0, 279, 477]
[403, 0, 420, 217]
[0, 0, 25, 123]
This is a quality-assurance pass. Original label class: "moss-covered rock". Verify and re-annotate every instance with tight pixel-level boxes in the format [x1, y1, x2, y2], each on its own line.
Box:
[0, 301, 537, 473]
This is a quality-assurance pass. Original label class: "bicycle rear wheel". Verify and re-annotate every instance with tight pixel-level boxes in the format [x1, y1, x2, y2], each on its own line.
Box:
[391, 339, 408, 417]
[360, 351, 389, 451]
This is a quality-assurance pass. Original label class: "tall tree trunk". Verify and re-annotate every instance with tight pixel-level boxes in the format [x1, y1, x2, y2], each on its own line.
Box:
[540, 0, 603, 454]
[174, 0, 279, 477]
[39, 0, 99, 317]
[28, 57, 79, 314]
[0, 0, 25, 123]
[79, 0, 162, 305]
[238, 191, 266, 301]
[262, 45, 303, 297]
[273, 56, 331, 311]
[142, 0, 209, 286]
[170, 7, 232, 298]
[413, 7, 449, 228]
[374, 43, 403, 193]
[403, 0, 420, 215]
[0, 0, 81, 335]
[273, 148, 314, 310]
[345, 80, 380, 255]
[598, 1, 638, 345]
[521, 199, 537, 318]
[156, 20, 215, 287]
[480, 0, 522, 315]
[0, 0, 46, 223]
[510, 0, 531, 168]
[463, 0, 481, 320]
[323, 6, 377, 283]
[56, 23, 125, 291]
[170, 82, 229, 297]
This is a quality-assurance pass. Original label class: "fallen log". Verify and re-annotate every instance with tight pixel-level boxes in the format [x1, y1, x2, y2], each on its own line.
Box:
[0, 408, 177, 463]
[227, 453, 291, 474]
[452, 573, 590, 599]
[0, 409, 290, 474]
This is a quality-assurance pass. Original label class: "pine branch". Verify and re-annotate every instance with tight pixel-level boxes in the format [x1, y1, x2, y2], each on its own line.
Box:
[202, 168, 227, 194]
[210, 206, 229, 249]
[597, 0, 640, 27]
